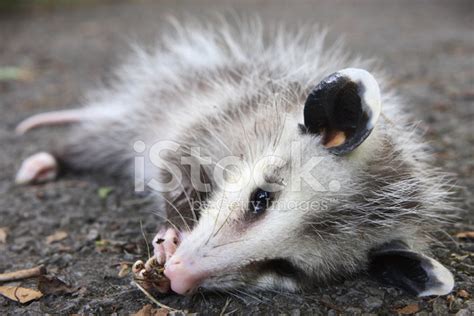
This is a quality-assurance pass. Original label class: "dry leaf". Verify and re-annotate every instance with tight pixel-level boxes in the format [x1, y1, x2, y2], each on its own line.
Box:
[37, 275, 78, 295]
[451, 253, 469, 261]
[394, 303, 420, 315]
[0, 285, 43, 303]
[457, 289, 470, 298]
[446, 294, 455, 303]
[455, 231, 474, 239]
[0, 265, 46, 282]
[46, 231, 68, 244]
[132, 304, 168, 316]
[118, 262, 130, 278]
[0, 227, 7, 243]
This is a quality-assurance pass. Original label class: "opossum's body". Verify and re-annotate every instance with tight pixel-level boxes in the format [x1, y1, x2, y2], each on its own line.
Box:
[16, 20, 455, 296]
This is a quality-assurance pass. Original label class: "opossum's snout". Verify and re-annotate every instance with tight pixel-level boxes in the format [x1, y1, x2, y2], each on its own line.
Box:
[164, 255, 209, 295]
[161, 189, 282, 295]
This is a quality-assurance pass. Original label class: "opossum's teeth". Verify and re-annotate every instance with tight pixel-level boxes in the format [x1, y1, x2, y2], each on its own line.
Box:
[15, 152, 58, 185]
[303, 68, 381, 155]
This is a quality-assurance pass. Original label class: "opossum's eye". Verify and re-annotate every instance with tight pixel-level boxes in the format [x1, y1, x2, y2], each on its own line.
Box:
[303, 68, 382, 155]
[249, 189, 272, 215]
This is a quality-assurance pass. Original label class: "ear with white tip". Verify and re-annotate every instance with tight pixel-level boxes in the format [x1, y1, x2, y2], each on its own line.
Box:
[303, 68, 382, 155]
[369, 241, 454, 297]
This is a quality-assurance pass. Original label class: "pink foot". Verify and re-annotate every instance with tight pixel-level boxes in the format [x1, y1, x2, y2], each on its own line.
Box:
[15, 152, 58, 185]
[152, 227, 184, 265]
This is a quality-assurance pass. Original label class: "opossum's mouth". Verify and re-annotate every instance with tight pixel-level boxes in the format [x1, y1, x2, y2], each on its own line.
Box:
[243, 258, 305, 279]
[199, 258, 305, 292]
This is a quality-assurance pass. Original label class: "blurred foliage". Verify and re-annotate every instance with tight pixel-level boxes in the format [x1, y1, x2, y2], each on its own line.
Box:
[0, 66, 34, 82]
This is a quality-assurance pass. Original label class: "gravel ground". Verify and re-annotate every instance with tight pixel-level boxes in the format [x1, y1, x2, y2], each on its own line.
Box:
[0, 0, 473, 314]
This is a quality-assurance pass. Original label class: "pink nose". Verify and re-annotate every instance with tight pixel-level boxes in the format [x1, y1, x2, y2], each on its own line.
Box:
[164, 256, 206, 295]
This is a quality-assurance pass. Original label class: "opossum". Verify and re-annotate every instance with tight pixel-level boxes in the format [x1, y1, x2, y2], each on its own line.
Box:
[15, 19, 455, 297]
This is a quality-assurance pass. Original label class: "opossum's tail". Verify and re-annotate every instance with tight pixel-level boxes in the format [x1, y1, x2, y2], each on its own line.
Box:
[15, 108, 90, 134]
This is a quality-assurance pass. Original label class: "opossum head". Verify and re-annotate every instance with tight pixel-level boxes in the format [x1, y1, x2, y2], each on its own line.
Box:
[164, 68, 454, 297]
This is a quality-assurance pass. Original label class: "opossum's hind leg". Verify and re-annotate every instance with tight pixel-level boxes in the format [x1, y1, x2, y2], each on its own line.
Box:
[16, 107, 134, 184]
[15, 108, 86, 135]
[15, 109, 87, 185]
[15, 152, 59, 185]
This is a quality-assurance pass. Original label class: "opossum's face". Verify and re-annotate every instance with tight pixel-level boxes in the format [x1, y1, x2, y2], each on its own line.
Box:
[164, 69, 454, 297]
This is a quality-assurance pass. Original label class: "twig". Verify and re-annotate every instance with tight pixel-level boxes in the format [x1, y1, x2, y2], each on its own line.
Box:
[140, 220, 151, 259]
[224, 309, 239, 316]
[0, 265, 46, 283]
[319, 299, 343, 313]
[133, 281, 176, 311]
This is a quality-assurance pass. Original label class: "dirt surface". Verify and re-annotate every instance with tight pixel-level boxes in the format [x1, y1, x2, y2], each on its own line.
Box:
[1, 0, 473, 314]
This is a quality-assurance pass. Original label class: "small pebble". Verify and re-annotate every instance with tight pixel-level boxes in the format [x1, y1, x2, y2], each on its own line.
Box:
[290, 308, 300, 316]
[86, 228, 100, 241]
[432, 298, 449, 315]
[362, 296, 383, 311]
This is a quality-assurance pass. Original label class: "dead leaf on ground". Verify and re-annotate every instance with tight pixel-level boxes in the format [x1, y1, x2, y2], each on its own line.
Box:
[0, 285, 43, 303]
[46, 231, 68, 244]
[0, 265, 46, 282]
[451, 253, 469, 261]
[132, 304, 168, 316]
[95, 239, 137, 253]
[118, 262, 130, 278]
[455, 231, 474, 240]
[457, 289, 470, 298]
[37, 275, 78, 296]
[394, 303, 420, 315]
[446, 294, 455, 303]
[0, 227, 7, 243]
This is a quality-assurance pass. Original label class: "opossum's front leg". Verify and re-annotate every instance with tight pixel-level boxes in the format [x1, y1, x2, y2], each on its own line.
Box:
[152, 227, 186, 265]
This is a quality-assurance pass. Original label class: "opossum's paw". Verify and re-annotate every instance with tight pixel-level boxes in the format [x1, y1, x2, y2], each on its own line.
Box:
[15, 152, 58, 185]
[132, 258, 170, 293]
[131, 227, 184, 293]
[152, 227, 184, 265]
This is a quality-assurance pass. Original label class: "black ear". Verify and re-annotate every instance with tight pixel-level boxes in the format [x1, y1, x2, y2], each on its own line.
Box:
[303, 68, 381, 155]
[369, 241, 454, 297]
